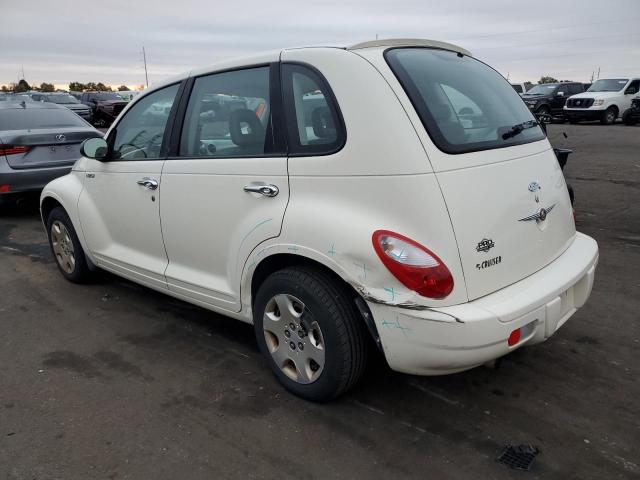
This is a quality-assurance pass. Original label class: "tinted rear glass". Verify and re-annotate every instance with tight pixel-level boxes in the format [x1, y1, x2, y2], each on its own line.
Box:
[0, 108, 87, 131]
[386, 48, 545, 154]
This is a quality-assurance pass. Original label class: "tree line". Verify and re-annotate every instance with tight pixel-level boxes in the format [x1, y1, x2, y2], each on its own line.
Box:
[1, 79, 132, 93]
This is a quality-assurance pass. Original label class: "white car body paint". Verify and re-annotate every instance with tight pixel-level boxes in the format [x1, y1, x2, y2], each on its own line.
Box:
[41, 40, 598, 376]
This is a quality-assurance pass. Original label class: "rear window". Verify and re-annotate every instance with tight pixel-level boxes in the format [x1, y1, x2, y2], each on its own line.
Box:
[386, 48, 545, 154]
[0, 107, 87, 131]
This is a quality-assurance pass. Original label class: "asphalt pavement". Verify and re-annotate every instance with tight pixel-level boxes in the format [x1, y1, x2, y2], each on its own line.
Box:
[1, 123, 638, 479]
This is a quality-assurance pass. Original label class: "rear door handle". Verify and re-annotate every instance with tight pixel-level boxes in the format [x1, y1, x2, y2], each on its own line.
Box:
[137, 177, 158, 190]
[243, 183, 279, 197]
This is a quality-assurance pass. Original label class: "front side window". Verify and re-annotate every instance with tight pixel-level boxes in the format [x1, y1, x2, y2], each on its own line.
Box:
[626, 80, 639, 94]
[386, 48, 545, 154]
[111, 83, 179, 161]
[179, 67, 272, 158]
[282, 64, 344, 155]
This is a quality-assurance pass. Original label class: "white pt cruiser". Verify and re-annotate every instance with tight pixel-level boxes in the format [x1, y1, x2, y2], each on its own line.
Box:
[41, 39, 598, 401]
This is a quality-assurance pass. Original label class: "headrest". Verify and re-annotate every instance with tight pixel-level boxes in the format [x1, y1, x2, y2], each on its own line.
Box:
[311, 106, 336, 139]
[229, 109, 265, 147]
[431, 103, 453, 122]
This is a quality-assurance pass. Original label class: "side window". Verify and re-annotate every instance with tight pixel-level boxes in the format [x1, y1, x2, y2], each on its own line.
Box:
[179, 67, 272, 158]
[626, 80, 640, 94]
[111, 83, 179, 161]
[282, 64, 344, 155]
[571, 84, 583, 95]
[557, 85, 569, 95]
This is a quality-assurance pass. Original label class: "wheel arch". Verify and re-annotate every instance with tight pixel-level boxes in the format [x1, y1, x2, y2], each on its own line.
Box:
[246, 252, 381, 350]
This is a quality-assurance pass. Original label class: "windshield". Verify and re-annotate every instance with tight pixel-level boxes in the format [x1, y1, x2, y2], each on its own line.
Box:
[385, 48, 544, 154]
[524, 84, 558, 95]
[0, 108, 87, 130]
[587, 79, 629, 92]
[92, 92, 122, 101]
[46, 94, 80, 104]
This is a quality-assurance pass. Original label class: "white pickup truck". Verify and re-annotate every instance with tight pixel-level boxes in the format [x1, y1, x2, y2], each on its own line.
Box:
[564, 77, 640, 124]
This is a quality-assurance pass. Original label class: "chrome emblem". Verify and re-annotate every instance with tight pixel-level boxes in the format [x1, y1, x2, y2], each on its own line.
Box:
[519, 204, 556, 222]
[528, 181, 541, 192]
[55, 134, 66, 142]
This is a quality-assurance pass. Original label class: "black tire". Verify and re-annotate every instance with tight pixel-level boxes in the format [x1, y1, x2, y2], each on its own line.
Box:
[622, 109, 637, 126]
[600, 106, 617, 125]
[46, 207, 92, 283]
[253, 266, 368, 402]
[536, 105, 551, 117]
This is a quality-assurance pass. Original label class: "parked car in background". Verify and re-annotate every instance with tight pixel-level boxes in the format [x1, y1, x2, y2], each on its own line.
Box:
[622, 96, 640, 125]
[0, 102, 100, 207]
[511, 83, 528, 95]
[564, 77, 640, 124]
[40, 39, 598, 401]
[69, 91, 83, 100]
[116, 91, 140, 102]
[4, 93, 34, 103]
[80, 92, 128, 127]
[40, 93, 92, 122]
[522, 82, 584, 117]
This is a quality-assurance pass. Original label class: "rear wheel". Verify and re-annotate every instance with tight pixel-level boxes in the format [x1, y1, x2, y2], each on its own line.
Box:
[600, 106, 617, 125]
[253, 266, 368, 402]
[46, 207, 91, 283]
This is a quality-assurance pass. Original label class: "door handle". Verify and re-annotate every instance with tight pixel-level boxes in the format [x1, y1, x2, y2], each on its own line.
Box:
[137, 177, 158, 190]
[243, 183, 279, 197]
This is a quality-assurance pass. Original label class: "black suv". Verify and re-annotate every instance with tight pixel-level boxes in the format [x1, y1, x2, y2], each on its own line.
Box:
[521, 82, 584, 117]
[623, 97, 640, 125]
[80, 92, 128, 127]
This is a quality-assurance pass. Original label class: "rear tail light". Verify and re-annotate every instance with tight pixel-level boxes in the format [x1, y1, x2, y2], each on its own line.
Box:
[0, 145, 30, 156]
[372, 230, 454, 299]
[0, 184, 10, 193]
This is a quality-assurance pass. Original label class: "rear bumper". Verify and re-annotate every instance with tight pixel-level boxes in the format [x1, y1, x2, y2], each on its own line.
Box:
[563, 108, 606, 120]
[367, 232, 598, 375]
[0, 163, 73, 195]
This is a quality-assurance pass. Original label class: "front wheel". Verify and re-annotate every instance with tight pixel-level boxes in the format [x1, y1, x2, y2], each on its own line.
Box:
[622, 109, 637, 126]
[600, 107, 617, 125]
[253, 266, 368, 402]
[47, 207, 92, 283]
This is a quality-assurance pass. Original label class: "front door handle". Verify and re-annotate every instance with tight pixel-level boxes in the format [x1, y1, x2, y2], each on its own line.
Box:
[137, 177, 158, 190]
[243, 183, 279, 197]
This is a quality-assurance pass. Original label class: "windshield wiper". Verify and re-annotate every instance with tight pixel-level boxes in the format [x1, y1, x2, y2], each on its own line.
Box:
[501, 120, 539, 140]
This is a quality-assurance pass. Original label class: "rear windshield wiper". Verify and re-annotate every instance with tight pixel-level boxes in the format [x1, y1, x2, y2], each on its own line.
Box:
[501, 120, 539, 140]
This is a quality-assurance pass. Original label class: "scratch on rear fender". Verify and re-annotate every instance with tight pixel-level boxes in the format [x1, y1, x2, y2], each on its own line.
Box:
[350, 282, 464, 323]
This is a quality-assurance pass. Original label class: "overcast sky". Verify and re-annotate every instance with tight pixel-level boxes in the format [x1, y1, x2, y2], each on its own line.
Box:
[2, 0, 639, 87]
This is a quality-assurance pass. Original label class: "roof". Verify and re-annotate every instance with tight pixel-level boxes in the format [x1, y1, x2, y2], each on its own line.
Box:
[347, 38, 471, 56]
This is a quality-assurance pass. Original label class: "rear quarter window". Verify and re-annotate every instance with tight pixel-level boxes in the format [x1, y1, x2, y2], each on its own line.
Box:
[385, 48, 545, 154]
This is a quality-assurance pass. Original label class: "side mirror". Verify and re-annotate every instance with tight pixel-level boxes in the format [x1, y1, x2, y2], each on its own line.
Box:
[81, 137, 109, 160]
[556, 91, 565, 97]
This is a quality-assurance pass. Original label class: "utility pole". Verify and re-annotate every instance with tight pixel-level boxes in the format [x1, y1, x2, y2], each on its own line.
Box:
[597, 67, 600, 80]
[142, 46, 149, 88]
[21, 65, 25, 80]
